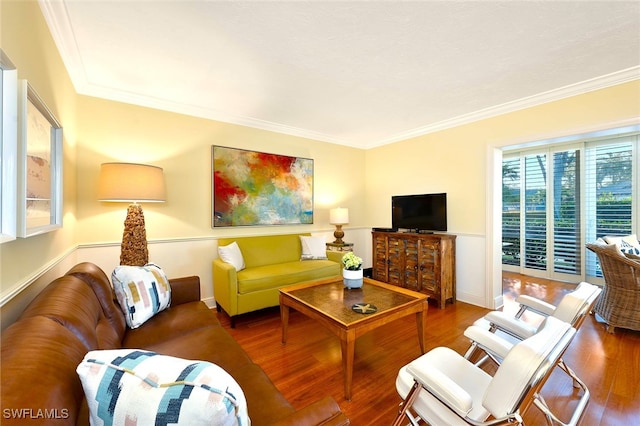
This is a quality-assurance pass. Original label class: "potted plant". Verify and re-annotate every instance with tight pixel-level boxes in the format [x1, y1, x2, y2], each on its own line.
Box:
[341, 252, 363, 289]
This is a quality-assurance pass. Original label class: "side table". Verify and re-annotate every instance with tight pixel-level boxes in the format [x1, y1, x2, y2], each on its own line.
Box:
[326, 242, 354, 252]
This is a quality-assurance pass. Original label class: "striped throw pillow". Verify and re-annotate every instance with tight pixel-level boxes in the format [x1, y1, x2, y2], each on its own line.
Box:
[77, 349, 249, 426]
[111, 263, 172, 328]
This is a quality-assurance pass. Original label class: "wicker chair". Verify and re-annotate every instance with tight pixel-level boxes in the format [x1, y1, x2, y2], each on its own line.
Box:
[586, 241, 640, 333]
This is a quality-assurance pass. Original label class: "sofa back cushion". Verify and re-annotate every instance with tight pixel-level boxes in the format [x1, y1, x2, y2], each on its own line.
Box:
[1, 316, 90, 425]
[65, 262, 127, 345]
[218, 233, 312, 269]
[19, 275, 122, 350]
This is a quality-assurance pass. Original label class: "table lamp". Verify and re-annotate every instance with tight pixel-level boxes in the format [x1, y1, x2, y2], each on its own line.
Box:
[329, 207, 349, 244]
[98, 162, 166, 266]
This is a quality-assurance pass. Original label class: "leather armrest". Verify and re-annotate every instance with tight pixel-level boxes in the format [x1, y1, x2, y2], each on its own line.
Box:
[268, 397, 350, 426]
[169, 276, 201, 305]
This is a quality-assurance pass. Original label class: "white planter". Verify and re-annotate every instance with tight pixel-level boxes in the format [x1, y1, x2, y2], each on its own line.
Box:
[343, 269, 363, 289]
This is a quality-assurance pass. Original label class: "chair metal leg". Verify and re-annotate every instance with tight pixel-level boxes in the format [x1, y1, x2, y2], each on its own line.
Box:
[464, 342, 479, 359]
[464, 342, 493, 367]
[532, 359, 590, 426]
[392, 381, 422, 426]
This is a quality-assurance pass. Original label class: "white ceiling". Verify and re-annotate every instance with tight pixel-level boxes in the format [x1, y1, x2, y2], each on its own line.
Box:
[39, 0, 640, 149]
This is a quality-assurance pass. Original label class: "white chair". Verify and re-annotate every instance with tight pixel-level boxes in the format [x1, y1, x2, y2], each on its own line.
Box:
[463, 281, 601, 366]
[456, 282, 599, 426]
[393, 317, 579, 426]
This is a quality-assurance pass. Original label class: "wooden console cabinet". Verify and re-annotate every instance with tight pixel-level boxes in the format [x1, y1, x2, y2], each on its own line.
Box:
[372, 231, 456, 308]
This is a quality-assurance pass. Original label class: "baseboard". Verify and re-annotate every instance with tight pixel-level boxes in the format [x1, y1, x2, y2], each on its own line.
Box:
[202, 297, 216, 309]
[455, 290, 488, 309]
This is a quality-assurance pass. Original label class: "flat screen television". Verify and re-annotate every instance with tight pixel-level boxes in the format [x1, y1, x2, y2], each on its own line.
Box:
[392, 193, 447, 232]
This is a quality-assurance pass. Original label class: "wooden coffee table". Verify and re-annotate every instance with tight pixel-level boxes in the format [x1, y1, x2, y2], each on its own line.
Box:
[279, 276, 428, 400]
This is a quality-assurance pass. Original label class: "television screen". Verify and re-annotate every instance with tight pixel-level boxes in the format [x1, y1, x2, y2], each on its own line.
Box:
[392, 193, 447, 232]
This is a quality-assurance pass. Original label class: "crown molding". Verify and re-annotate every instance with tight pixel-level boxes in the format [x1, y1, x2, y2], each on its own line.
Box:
[39, 1, 639, 150]
[371, 67, 640, 148]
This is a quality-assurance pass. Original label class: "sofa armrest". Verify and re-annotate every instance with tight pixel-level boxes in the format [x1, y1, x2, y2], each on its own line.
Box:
[269, 396, 349, 426]
[213, 258, 239, 315]
[326, 251, 345, 268]
[169, 276, 201, 305]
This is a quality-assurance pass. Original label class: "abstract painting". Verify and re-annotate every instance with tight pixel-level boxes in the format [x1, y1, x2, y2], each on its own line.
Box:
[212, 146, 313, 227]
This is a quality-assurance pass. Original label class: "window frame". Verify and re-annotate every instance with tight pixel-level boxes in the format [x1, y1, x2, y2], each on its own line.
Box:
[1, 50, 17, 244]
[501, 127, 639, 284]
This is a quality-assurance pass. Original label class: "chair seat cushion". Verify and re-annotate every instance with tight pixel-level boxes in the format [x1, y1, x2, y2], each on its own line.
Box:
[236, 260, 339, 293]
[396, 347, 492, 424]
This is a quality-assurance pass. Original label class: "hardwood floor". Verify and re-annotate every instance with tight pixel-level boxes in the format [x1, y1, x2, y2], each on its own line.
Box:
[218, 273, 640, 425]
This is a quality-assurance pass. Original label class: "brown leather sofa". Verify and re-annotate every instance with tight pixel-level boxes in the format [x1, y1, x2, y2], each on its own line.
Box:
[0, 262, 348, 426]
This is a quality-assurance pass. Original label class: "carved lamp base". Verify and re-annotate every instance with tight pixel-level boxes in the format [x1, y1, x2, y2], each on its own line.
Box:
[120, 203, 149, 266]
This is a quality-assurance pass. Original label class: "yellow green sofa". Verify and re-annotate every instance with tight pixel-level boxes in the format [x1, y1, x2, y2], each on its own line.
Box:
[213, 233, 342, 326]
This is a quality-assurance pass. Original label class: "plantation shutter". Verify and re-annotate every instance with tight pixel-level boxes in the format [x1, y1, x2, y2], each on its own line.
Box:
[502, 157, 520, 266]
[552, 149, 580, 274]
[524, 153, 547, 271]
[584, 138, 635, 277]
[501, 129, 637, 282]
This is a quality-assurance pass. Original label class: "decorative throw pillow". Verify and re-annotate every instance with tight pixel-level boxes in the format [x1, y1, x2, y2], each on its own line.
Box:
[625, 252, 640, 262]
[218, 242, 245, 271]
[77, 349, 249, 426]
[604, 234, 640, 255]
[300, 235, 328, 260]
[111, 263, 172, 329]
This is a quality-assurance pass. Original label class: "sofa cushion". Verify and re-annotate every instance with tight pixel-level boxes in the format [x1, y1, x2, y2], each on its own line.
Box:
[19, 275, 114, 350]
[142, 326, 254, 373]
[218, 241, 246, 271]
[230, 363, 296, 423]
[1, 316, 90, 426]
[66, 262, 128, 343]
[237, 260, 340, 294]
[122, 301, 220, 348]
[300, 235, 328, 260]
[77, 349, 249, 426]
[111, 263, 172, 329]
[218, 234, 306, 269]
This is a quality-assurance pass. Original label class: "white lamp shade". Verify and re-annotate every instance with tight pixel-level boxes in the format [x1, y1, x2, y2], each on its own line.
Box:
[330, 207, 349, 225]
[98, 162, 166, 202]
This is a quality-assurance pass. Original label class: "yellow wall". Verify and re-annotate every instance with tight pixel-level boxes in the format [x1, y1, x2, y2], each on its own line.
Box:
[75, 94, 366, 244]
[365, 81, 640, 234]
[0, 0, 365, 302]
[0, 0, 78, 292]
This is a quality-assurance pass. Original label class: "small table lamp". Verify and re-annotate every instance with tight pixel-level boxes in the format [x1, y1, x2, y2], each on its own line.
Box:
[98, 162, 166, 266]
[329, 207, 349, 244]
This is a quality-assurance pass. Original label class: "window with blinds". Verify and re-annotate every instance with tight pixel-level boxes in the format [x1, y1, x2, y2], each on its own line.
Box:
[502, 157, 520, 266]
[524, 154, 547, 271]
[502, 130, 638, 282]
[585, 137, 635, 277]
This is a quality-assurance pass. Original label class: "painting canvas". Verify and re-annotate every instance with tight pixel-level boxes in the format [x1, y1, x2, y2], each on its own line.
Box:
[17, 80, 62, 237]
[25, 98, 54, 228]
[212, 146, 313, 227]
